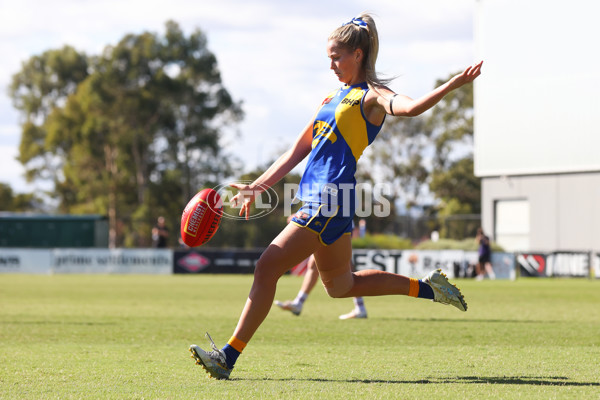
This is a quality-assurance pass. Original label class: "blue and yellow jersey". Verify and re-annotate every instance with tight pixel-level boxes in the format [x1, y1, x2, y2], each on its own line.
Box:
[297, 82, 384, 208]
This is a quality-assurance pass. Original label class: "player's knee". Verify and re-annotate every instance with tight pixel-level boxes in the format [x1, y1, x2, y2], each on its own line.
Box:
[253, 256, 283, 285]
[321, 272, 353, 298]
[322, 283, 349, 298]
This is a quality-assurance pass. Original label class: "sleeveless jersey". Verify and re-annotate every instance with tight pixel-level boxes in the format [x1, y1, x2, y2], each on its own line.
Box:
[297, 82, 384, 209]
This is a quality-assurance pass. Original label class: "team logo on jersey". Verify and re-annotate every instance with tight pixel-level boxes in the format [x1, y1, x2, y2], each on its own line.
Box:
[312, 121, 337, 148]
[322, 96, 333, 105]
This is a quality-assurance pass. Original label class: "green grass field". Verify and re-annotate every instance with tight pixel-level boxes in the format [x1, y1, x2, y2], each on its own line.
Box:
[1, 274, 599, 399]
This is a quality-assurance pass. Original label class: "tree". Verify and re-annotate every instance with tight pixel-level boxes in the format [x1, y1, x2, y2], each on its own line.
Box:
[406, 73, 479, 239]
[9, 21, 242, 247]
[357, 116, 429, 207]
[9, 46, 89, 183]
[429, 157, 481, 238]
[426, 74, 479, 213]
[0, 183, 39, 212]
[429, 157, 480, 213]
[427, 74, 475, 169]
[354, 73, 479, 238]
[355, 115, 428, 233]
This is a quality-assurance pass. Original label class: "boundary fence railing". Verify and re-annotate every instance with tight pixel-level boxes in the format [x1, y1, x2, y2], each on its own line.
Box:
[1, 248, 598, 279]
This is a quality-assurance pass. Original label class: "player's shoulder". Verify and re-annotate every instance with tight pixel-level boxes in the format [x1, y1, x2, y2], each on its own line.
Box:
[319, 88, 339, 105]
[363, 84, 393, 113]
[365, 83, 394, 99]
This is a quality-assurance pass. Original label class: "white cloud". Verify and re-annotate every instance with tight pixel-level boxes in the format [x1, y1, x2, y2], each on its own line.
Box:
[0, 123, 19, 138]
[0, 145, 28, 190]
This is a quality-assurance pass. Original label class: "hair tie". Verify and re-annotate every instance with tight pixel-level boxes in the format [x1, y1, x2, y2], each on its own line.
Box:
[342, 17, 368, 29]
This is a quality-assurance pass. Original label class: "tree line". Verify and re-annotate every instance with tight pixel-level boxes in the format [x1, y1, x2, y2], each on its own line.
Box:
[4, 20, 479, 248]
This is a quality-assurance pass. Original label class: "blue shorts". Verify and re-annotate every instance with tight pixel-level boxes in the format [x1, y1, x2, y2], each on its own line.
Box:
[290, 203, 353, 245]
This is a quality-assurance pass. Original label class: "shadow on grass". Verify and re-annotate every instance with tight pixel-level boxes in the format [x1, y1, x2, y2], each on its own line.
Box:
[377, 317, 557, 324]
[437, 376, 599, 386]
[238, 376, 599, 387]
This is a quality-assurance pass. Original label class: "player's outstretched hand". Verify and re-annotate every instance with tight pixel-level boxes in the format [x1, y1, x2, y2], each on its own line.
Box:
[449, 61, 483, 90]
[229, 182, 256, 220]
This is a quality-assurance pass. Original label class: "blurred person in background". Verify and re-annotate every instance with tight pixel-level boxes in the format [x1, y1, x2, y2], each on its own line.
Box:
[475, 227, 495, 280]
[152, 216, 169, 248]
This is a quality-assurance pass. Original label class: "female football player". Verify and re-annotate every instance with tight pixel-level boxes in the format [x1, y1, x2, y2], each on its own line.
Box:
[190, 12, 482, 379]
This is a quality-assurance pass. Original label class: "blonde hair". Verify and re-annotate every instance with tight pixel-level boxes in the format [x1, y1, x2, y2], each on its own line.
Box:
[328, 13, 391, 87]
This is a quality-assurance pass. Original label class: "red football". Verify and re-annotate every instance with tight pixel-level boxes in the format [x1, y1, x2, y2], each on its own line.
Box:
[180, 188, 223, 247]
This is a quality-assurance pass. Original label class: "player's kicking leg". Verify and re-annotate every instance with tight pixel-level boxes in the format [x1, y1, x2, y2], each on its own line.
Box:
[189, 333, 231, 380]
[422, 269, 467, 311]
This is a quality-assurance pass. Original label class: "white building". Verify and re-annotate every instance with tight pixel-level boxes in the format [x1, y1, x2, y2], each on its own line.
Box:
[474, 0, 600, 252]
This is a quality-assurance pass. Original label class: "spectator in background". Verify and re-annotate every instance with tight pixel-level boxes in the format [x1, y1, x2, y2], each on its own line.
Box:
[358, 218, 367, 238]
[152, 216, 169, 248]
[475, 227, 495, 280]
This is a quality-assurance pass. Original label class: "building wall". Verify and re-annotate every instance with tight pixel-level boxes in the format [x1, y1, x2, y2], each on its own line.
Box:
[474, 0, 600, 178]
[482, 173, 600, 252]
[475, 0, 600, 253]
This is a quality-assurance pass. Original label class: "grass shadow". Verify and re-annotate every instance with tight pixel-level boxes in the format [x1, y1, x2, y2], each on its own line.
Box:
[438, 375, 599, 386]
[377, 317, 558, 324]
[238, 375, 599, 387]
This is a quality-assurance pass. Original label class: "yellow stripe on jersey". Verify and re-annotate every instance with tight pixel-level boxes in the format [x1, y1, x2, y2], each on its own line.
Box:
[334, 87, 369, 162]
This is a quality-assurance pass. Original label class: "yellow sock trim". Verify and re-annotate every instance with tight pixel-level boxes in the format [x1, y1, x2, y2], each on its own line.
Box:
[227, 336, 247, 353]
[408, 278, 420, 298]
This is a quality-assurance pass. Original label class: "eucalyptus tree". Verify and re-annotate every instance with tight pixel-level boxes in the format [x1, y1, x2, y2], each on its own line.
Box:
[10, 21, 242, 247]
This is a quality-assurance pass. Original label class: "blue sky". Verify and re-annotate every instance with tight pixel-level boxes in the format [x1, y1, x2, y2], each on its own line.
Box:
[0, 0, 475, 194]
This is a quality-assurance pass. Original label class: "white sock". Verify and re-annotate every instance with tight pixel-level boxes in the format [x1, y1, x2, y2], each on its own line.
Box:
[353, 297, 366, 313]
[293, 291, 308, 306]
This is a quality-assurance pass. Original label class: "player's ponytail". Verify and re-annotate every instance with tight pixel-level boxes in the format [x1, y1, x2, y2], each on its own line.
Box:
[330, 13, 391, 88]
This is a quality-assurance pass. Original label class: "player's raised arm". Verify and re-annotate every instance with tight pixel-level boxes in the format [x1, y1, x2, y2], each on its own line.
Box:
[383, 61, 483, 117]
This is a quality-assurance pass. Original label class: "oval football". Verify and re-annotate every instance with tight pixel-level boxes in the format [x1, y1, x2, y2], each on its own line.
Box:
[180, 188, 223, 247]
